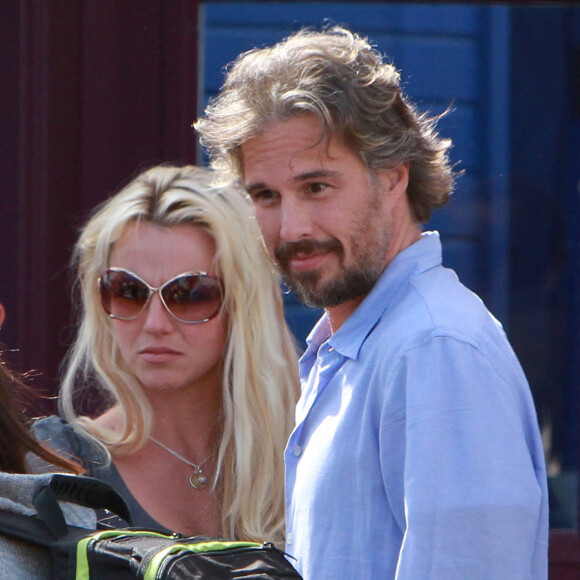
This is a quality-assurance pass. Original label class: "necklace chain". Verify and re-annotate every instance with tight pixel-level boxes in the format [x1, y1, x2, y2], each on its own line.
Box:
[149, 435, 213, 490]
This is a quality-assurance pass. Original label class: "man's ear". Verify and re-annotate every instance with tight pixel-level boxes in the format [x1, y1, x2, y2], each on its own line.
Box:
[377, 163, 409, 198]
[0, 303, 5, 329]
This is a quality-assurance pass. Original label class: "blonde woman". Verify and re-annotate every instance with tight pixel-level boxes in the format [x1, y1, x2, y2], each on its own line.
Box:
[33, 165, 299, 543]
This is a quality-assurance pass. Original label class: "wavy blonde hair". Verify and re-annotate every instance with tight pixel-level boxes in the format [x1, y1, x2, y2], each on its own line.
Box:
[60, 165, 299, 542]
[195, 25, 456, 223]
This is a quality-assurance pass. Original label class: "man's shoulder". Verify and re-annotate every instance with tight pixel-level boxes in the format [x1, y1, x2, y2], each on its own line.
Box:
[373, 264, 501, 351]
[413, 265, 492, 330]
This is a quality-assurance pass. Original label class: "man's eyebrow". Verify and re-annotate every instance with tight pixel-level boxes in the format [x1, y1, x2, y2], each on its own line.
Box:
[245, 181, 268, 194]
[293, 169, 340, 182]
[245, 170, 340, 192]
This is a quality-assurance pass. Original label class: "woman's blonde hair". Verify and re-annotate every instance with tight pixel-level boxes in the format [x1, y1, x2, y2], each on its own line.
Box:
[60, 165, 299, 542]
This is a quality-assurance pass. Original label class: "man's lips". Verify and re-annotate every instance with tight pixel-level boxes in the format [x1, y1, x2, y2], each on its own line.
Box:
[288, 250, 329, 271]
[138, 346, 181, 363]
[275, 239, 343, 272]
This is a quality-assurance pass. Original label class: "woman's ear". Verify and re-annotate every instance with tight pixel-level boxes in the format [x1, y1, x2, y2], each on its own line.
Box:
[0, 303, 5, 329]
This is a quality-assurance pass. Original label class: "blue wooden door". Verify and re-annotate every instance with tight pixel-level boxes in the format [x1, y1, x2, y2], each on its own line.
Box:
[197, 2, 580, 549]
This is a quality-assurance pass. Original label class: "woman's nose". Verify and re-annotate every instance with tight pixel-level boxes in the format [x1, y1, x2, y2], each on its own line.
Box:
[142, 292, 174, 333]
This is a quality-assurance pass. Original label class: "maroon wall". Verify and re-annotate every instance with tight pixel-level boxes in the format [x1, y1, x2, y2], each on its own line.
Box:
[1, 2, 578, 574]
[0, 1, 200, 411]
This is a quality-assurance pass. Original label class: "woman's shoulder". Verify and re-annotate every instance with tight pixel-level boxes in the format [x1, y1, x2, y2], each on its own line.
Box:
[32, 414, 73, 437]
[30, 415, 106, 472]
[31, 415, 80, 455]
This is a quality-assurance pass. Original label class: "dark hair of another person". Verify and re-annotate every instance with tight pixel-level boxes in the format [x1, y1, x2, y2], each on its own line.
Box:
[0, 350, 83, 474]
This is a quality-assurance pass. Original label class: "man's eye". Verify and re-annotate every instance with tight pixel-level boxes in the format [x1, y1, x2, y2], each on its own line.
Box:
[250, 189, 278, 205]
[308, 183, 328, 194]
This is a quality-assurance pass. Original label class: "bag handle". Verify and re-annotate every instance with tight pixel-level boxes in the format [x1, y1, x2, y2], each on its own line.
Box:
[33, 474, 133, 537]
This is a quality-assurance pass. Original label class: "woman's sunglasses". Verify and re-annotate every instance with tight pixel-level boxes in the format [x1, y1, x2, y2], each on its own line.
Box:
[98, 268, 223, 324]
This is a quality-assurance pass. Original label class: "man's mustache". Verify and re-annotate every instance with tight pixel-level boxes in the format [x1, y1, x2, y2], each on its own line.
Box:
[275, 239, 343, 266]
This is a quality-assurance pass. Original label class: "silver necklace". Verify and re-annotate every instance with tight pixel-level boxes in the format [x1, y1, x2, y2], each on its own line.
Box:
[149, 435, 213, 490]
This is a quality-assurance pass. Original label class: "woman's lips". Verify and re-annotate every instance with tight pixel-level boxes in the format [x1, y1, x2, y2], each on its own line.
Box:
[138, 346, 181, 363]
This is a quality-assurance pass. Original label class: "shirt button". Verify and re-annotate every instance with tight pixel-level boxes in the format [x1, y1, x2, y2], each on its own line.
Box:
[293, 445, 302, 457]
[287, 533, 293, 544]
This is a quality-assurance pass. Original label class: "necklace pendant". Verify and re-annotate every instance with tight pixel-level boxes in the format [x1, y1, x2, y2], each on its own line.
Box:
[190, 470, 208, 490]
[149, 436, 213, 491]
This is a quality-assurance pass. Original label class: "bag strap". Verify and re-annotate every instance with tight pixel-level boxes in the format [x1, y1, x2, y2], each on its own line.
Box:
[32, 474, 133, 538]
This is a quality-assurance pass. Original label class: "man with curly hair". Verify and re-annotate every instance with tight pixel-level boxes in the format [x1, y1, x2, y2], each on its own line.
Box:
[195, 26, 549, 580]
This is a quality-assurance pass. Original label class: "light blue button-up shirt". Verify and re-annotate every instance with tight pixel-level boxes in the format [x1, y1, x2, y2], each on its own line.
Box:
[284, 231, 549, 580]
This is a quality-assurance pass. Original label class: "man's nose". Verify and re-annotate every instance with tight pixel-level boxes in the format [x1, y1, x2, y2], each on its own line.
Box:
[279, 196, 314, 242]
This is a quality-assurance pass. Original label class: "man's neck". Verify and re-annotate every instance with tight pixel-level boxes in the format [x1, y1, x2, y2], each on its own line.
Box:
[326, 225, 422, 333]
[326, 295, 366, 333]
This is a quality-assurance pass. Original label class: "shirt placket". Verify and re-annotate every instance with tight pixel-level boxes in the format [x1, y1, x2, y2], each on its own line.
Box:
[285, 342, 344, 548]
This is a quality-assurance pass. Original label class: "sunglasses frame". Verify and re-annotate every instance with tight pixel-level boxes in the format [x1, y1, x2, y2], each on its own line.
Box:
[98, 267, 223, 324]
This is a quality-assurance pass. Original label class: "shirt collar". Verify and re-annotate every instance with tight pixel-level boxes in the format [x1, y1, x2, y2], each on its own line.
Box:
[303, 231, 443, 361]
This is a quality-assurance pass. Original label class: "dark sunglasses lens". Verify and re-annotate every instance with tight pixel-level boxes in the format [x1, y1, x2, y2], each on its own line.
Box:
[100, 271, 150, 319]
[162, 275, 222, 322]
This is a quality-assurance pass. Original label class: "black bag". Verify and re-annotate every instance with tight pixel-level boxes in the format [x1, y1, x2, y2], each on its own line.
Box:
[0, 473, 302, 579]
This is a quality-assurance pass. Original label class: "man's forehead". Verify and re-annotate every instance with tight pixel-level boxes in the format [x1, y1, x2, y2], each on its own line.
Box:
[241, 117, 352, 181]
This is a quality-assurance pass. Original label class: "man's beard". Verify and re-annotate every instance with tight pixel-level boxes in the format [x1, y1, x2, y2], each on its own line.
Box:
[275, 238, 383, 308]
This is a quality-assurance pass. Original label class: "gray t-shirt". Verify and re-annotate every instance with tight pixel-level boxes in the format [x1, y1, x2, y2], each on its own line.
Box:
[0, 471, 96, 580]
